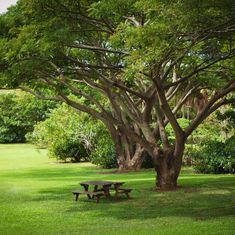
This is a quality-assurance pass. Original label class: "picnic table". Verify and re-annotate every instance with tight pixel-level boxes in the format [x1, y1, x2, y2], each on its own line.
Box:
[72, 180, 132, 203]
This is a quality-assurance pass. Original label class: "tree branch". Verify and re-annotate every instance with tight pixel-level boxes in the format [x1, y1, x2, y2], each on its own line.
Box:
[165, 54, 235, 89]
[19, 86, 62, 101]
[185, 81, 235, 137]
[67, 43, 128, 55]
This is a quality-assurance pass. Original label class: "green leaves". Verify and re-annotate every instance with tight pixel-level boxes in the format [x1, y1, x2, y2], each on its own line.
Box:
[0, 0, 234, 165]
[193, 139, 235, 174]
[30, 103, 116, 165]
[0, 91, 56, 143]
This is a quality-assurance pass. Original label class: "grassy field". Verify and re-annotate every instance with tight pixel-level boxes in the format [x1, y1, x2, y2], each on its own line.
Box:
[0, 144, 234, 235]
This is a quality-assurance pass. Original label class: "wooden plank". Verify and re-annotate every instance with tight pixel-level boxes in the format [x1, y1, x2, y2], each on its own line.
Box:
[72, 190, 104, 196]
[72, 190, 104, 203]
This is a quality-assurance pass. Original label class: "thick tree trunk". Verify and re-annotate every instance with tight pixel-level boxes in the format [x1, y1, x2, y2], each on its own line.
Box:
[154, 152, 183, 190]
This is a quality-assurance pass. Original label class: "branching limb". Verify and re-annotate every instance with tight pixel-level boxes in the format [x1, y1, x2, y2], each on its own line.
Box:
[19, 86, 62, 101]
[67, 43, 128, 55]
[172, 85, 200, 114]
[185, 81, 235, 137]
[153, 78, 184, 140]
[155, 97, 170, 149]
[165, 55, 235, 89]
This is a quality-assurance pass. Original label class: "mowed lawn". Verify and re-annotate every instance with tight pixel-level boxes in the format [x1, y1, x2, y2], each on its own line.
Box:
[0, 144, 235, 235]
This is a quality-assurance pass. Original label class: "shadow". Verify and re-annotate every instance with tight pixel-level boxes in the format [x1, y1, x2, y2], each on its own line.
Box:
[3, 162, 235, 222]
[28, 175, 235, 222]
[81, 190, 235, 221]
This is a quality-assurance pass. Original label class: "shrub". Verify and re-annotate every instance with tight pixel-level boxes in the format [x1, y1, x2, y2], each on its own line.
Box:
[89, 129, 117, 169]
[29, 104, 117, 167]
[29, 104, 90, 162]
[192, 137, 235, 174]
[51, 138, 89, 162]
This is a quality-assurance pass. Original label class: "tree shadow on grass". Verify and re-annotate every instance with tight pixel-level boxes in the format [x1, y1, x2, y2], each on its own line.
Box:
[30, 175, 235, 222]
[86, 190, 235, 221]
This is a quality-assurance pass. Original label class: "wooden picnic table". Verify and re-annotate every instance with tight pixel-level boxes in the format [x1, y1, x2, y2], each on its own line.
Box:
[72, 180, 132, 203]
[80, 180, 124, 198]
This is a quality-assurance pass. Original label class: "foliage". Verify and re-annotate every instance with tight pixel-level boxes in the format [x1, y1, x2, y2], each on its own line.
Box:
[29, 104, 90, 162]
[0, 91, 55, 143]
[165, 118, 191, 143]
[216, 105, 235, 139]
[30, 103, 117, 167]
[89, 130, 117, 169]
[0, 0, 234, 182]
[192, 105, 235, 173]
[164, 115, 231, 166]
[192, 137, 235, 174]
[48, 138, 89, 163]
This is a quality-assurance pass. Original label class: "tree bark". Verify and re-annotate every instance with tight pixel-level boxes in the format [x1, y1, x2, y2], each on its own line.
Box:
[105, 119, 145, 171]
[154, 148, 183, 190]
[117, 143, 144, 171]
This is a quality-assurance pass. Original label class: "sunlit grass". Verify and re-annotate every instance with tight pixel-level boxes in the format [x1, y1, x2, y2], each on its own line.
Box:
[0, 144, 234, 235]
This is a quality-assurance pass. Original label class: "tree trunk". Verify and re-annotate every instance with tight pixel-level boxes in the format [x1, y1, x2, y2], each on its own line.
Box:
[107, 123, 144, 171]
[117, 159, 142, 171]
[154, 152, 182, 190]
[117, 147, 144, 171]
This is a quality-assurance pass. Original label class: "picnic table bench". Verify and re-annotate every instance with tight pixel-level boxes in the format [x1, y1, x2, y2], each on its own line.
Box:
[114, 188, 132, 198]
[72, 180, 132, 203]
[72, 190, 104, 203]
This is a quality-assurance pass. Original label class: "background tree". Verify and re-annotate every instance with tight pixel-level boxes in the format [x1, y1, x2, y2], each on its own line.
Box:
[0, 90, 55, 143]
[0, 0, 234, 189]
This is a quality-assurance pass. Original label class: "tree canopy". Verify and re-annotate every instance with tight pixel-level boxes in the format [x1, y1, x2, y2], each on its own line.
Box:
[0, 0, 234, 189]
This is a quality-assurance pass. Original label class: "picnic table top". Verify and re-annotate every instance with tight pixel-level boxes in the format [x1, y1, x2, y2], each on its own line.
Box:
[80, 180, 124, 186]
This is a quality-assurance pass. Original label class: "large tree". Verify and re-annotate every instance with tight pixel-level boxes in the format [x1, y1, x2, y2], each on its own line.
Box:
[0, 0, 234, 189]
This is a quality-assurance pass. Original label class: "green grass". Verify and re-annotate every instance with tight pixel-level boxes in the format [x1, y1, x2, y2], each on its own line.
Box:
[0, 144, 235, 235]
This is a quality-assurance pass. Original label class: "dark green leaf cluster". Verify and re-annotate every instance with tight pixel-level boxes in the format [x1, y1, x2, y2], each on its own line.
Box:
[0, 91, 56, 143]
[30, 103, 117, 167]
[192, 137, 235, 174]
